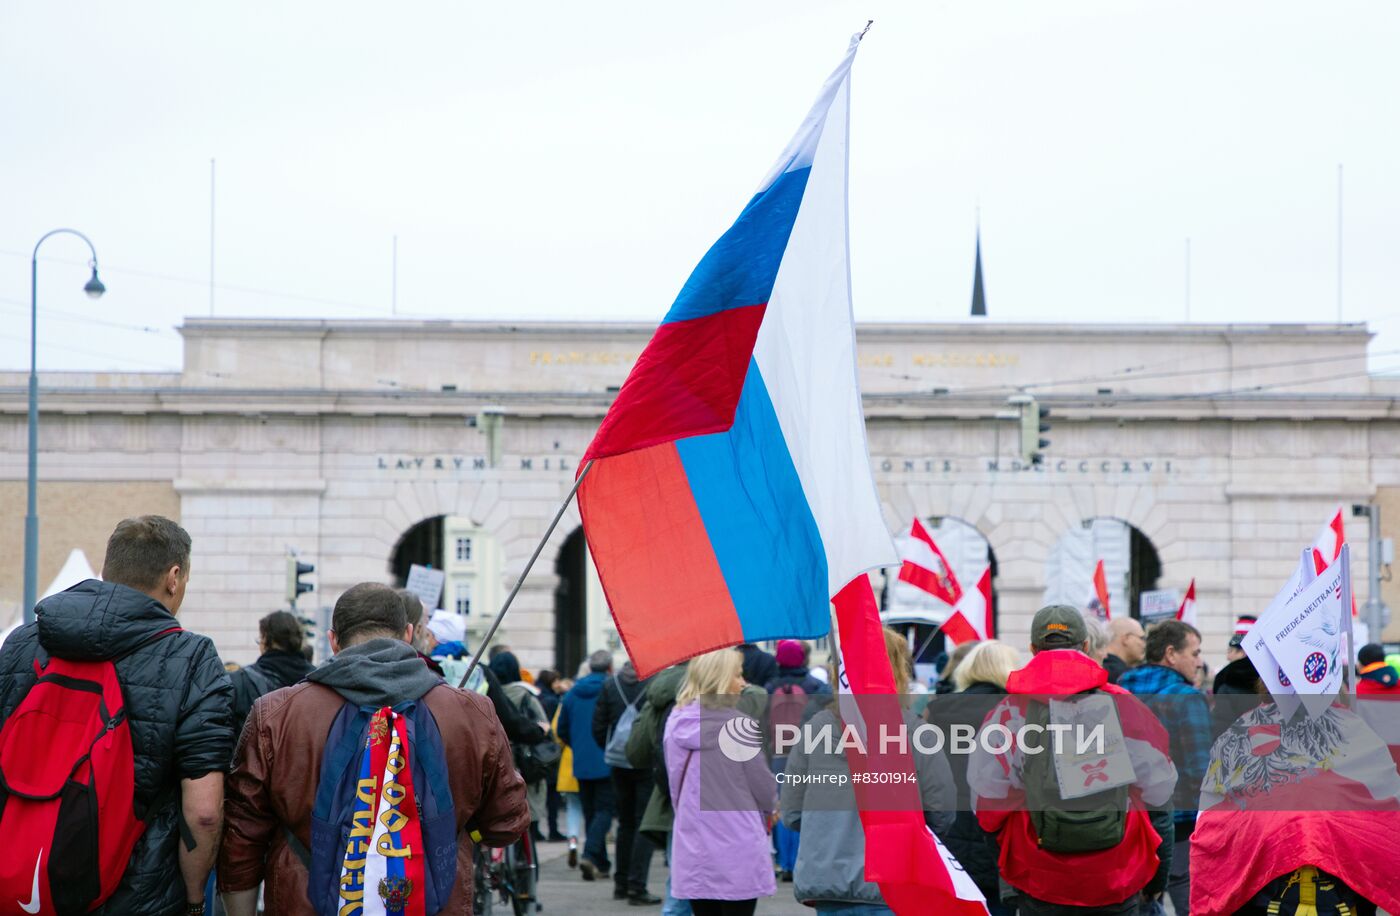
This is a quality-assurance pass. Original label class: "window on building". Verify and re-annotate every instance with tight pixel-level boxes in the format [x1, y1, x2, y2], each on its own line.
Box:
[456, 595, 472, 615]
[455, 537, 473, 562]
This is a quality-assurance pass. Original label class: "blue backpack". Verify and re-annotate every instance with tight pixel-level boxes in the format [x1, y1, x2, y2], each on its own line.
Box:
[294, 697, 459, 915]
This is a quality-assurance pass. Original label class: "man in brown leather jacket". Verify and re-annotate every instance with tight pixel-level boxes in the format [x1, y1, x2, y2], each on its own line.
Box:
[218, 582, 529, 915]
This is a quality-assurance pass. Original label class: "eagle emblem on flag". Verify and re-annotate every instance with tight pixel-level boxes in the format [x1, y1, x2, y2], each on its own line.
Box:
[378, 877, 414, 910]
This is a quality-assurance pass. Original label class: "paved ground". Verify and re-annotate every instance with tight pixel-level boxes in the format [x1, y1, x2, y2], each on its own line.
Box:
[526, 839, 1392, 916]
[529, 839, 809, 916]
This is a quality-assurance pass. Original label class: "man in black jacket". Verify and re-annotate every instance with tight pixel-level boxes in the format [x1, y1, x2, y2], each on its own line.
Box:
[229, 610, 314, 748]
[592, 660, 660, 905]
[0, 515, 233, 916]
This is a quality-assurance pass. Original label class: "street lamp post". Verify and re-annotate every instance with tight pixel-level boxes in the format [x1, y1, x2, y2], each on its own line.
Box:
[25, 229, 105, 623]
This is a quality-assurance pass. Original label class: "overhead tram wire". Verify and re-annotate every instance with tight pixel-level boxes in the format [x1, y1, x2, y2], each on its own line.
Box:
[0, 297, 176, 337]
[1049, 360, 1400, 408]
[915, 347, 1400, 401]
[0, 248, 433, 319]
[6, 250, 1397, 396]
[0, 331, 180, 369]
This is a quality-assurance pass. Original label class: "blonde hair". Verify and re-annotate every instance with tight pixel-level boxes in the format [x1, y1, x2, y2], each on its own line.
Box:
[676, 648, 744, 709]
[953, 639, 1021, 691]
[883, 627, 912, 696]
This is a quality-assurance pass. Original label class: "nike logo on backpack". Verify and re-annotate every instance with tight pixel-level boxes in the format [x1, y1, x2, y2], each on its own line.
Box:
[19, 849, 42, 914]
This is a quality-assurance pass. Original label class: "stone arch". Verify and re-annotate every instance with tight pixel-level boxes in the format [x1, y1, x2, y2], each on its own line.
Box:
[1043, 516, 1163, 621]
[388, 515, 445, 585]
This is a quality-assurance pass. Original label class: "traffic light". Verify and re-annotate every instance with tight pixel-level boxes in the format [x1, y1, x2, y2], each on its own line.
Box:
[1019, 398, 1051, 466]
[286, 555, 315, 607]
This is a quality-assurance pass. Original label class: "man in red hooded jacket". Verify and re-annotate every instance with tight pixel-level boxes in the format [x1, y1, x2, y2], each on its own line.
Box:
[968, 605, 1177, 914]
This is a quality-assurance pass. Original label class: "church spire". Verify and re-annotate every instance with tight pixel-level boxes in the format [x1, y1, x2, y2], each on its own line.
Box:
[970, 226, 987, 317]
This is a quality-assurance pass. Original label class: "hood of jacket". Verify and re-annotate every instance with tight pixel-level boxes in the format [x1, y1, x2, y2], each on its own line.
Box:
[36, 579, 180, 661]
[571, 670, 606, 699]
[1360, 662, 1400, 690]
[666, 699, 720, 753]
[306, 638, 442, 707]
[489, 651, 522, 685]
[645, 663, 688, 710]
[1006, 649, 1112, 695]
[666, 703, 711, 756]
[254, 649, 314, 689]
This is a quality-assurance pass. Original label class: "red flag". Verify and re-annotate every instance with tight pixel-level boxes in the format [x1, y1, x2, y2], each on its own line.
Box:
[1091, 560, 1112, 620]
[942, 567, 993, 645]
[1310, 508, 1358, 618]
[1176, 579, 1197, 626]
[1311, 508, 1346, 570]
[832, 577, 990, 916]
[897, 517, 962, 606]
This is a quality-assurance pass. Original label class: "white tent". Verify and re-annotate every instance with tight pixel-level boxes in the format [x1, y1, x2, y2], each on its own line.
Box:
[42, 548, 97, 599]
[0, 549, 99, 648]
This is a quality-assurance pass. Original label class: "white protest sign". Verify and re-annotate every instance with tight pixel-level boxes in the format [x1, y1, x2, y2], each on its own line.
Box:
[1245, 550, 1315, 719]
[1049, 694, 1135, 799]
[1139, 589, 1181, 626]
[1251, 546, 1349, 717]
[406, 564, 446, 610]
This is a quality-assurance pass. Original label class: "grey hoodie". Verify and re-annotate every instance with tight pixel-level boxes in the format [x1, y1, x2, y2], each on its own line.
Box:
[781, 707, 956, 906]
[306, 638, 442, 707]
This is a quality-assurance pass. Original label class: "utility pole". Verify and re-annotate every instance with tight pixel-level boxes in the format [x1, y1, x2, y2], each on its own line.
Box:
[1354, 503, 1390, 645]
[210, 158, 217, 317]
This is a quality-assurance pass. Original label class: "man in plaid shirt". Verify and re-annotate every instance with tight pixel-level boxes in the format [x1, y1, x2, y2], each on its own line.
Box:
[1118, 619, 1207, 916]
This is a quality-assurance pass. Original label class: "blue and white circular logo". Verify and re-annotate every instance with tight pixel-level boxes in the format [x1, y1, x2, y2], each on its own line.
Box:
[717, 715, 764, 762]
[1303, 651, 1328, 684]
[1277, 666, 1292, 688]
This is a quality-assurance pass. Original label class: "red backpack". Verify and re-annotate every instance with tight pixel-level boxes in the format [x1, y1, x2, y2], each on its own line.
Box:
[0, 626, 181, 915]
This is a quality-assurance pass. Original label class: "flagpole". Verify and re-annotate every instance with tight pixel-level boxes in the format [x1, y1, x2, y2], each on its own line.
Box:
[1340, 542, 1356, 706]
[458, 459, 595, 688]
[912, 623, 944, 668]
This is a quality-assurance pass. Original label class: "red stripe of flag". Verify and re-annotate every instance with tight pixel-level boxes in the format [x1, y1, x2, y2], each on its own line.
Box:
[1092, 560, 1112, 620]
[832, 576, 990, 916]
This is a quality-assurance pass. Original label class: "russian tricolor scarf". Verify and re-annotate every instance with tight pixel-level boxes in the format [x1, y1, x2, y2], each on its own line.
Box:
[337, 708, 427, 916]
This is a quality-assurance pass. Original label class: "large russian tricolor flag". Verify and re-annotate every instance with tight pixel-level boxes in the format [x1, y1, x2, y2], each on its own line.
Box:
[577, 32, 896, 677]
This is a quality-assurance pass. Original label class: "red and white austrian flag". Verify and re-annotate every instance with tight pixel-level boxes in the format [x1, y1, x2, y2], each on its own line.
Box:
[1176, 579, 1197, 627]
[1311, 507, 1346, 571]
[898, 517, 962, 607]
[1246, 724, 1282, 756]
[941, 566, 993, 645]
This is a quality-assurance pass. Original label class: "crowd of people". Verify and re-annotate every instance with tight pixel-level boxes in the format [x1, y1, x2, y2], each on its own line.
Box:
[1, 514, 1398, 915]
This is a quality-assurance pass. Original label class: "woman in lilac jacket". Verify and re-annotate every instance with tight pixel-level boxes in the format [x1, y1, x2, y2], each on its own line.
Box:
[664, 648, 778, 916]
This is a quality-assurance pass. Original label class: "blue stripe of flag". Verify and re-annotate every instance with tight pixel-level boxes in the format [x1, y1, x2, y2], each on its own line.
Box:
[662, 167, 810, 325]
[675, 360, 829, 642]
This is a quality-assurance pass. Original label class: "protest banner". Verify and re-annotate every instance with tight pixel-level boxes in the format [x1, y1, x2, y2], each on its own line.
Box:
[405, 563, 445, 610]
[1247, 546, 1351, 717]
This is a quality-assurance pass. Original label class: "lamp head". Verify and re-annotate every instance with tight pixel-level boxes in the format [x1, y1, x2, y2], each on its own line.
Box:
[83, 262, 105, 299]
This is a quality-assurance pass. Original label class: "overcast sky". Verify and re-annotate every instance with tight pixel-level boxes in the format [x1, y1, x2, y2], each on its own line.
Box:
[2, 1, 1397, 376]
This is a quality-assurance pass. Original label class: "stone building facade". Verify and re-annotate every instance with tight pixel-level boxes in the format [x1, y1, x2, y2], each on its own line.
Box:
[1, 318, 1395, 672]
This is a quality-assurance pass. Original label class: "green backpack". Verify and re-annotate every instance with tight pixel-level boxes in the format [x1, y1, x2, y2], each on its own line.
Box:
[1021, 692, 1130, 853]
